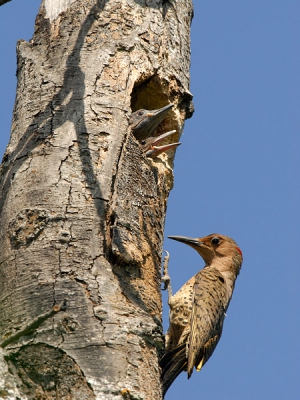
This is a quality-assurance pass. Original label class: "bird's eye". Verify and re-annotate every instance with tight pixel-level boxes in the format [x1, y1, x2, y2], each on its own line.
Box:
[138, 110, 144, 116]
[140, 140, 146, 145]
[211, 237, 220, 245]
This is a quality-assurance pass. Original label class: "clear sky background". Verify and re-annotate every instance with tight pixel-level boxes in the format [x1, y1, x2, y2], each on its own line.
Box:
[0, 1, 299, 399]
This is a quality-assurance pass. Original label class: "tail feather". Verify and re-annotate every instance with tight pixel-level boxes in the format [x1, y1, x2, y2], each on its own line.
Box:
[160, 344, 187, 397]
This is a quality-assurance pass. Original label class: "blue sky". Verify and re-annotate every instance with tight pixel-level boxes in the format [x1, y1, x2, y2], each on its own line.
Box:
[0, 1, 299, 399]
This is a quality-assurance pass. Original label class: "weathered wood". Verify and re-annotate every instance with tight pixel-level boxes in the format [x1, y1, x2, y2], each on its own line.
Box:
[0, 0, 193, 398]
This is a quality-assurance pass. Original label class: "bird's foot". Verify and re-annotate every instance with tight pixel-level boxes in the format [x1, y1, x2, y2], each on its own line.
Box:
[161, 250, 172, 295]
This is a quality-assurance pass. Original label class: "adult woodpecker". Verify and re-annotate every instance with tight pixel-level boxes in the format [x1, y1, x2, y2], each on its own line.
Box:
[160, 233, 243, 396]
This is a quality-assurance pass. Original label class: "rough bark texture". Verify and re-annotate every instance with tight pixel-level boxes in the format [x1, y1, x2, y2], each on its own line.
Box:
[0, 0, 193, 398]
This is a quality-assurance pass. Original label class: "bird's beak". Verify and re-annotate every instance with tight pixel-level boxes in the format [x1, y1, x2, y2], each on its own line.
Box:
[168, 236, 203, 248]
[146, 142, 181, 157]
[147, 130, 177, 145]
[143, 130, 181, 157]
[148, 103, 173, 119]
[168, 236, 213, 263]
[144, 103, 173, 131]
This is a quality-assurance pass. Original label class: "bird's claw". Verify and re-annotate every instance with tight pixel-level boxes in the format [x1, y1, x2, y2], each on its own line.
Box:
[161, 250, 172, 297]
[161, 274, 171, 291]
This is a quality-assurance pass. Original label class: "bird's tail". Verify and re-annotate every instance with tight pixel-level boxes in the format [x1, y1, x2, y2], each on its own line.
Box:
[159, 344, 187, 397]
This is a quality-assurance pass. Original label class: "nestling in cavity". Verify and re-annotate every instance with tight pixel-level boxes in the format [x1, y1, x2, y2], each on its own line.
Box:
[129, 104, 181, 157]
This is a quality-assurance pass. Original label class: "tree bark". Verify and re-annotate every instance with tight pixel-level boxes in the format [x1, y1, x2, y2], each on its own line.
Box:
[0, 0, 193, 398]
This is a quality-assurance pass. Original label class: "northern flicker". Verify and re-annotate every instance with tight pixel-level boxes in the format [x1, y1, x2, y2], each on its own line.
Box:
[160, 233, 243, 396]
[140, 130, 181, 158]
[129, 104, 173, 141]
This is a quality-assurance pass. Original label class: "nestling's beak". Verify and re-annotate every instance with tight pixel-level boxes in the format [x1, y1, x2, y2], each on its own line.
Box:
[141, 130, 181, 157]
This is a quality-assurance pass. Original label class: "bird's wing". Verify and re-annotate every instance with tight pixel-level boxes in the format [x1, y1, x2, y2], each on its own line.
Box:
[187, 267, 228, 377]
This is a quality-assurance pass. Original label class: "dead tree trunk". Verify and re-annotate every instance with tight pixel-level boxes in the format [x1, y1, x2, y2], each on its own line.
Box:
[0, 0, 193, 398]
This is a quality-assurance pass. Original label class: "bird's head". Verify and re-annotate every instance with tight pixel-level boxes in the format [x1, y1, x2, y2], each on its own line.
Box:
[129, 104, 173, 141]
[168, 233, 243, 270]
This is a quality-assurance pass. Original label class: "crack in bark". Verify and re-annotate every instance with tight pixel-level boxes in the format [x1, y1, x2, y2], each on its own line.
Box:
[55, 145, 74, 186]
[1, 300, 67, 349]
[104, 131, 130, 260]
